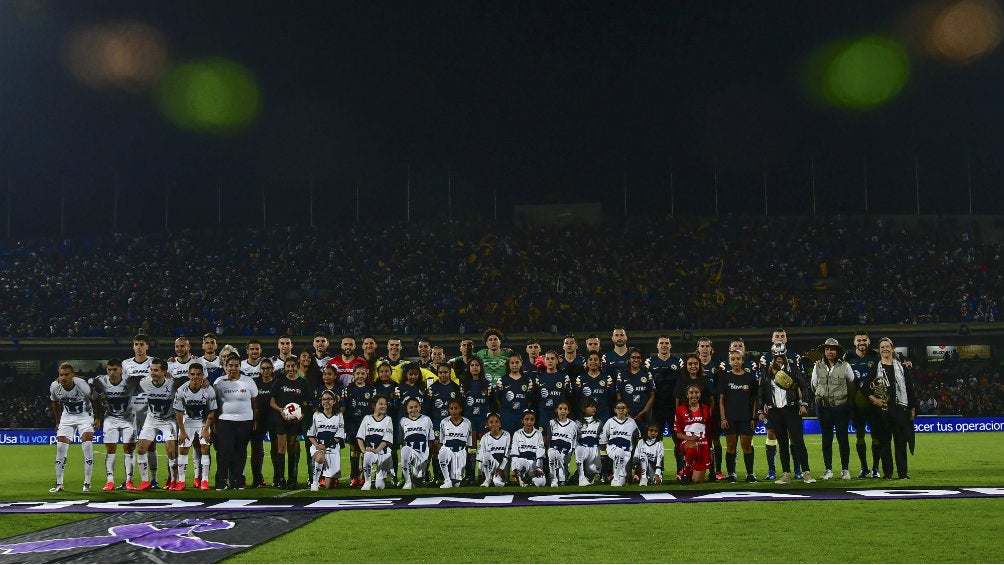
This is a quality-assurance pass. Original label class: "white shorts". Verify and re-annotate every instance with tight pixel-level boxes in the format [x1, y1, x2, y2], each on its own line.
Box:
[102, 415, 137, 444]
[138, 418, 177, 442]
[179, 420, 210, 448]
[57, 413, 94, 439]
[309, 445, 342, 478]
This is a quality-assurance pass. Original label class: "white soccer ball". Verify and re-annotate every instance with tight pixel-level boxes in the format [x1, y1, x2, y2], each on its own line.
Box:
[492, 474, 507, 487]
[283, 402, 303, 422]
[531, 475, 546, 487]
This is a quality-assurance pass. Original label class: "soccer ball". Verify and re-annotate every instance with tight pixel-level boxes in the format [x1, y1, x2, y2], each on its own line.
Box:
[283, 403, 303, 422]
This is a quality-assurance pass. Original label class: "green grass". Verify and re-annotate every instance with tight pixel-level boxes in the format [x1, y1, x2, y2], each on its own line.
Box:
[1, 433, 1002, 563]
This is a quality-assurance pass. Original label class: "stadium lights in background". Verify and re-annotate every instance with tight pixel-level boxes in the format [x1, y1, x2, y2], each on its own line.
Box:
[62, 20, 261, 135]
[803, 0, 1003, 110]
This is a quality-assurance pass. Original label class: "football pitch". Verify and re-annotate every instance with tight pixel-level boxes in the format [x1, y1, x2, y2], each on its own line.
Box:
[1, 432, 1002, 563]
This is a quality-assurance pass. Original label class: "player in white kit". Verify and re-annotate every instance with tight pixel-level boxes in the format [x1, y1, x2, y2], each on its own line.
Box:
[173, 363, 217, 490]
[357, 395, 395, 490]
[399, 397, 435, 489]
[135, 359, 178, 491]
[90, 358, 140, 490]
[49, 362, 97, 492]
[546, 400, 579, 487]
[508, 411, 546, 487]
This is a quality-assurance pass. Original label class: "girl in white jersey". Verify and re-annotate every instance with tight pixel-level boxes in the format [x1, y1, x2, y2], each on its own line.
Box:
[438, 399, 473, 488]
[478, 413, 511, 487]
[398, 397, 435, 489]
[601, 401, 640, 487]
[508, 411, 546, 487]
[307, 390, 346, 491]
[634, 423, 665, 486]
[575, 398, 602, 486]
[357, 395, 394, 490]
[546, 400, 578, 487]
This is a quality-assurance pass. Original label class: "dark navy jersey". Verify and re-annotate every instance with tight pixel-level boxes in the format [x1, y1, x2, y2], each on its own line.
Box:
[493, 374, 534, 422]
[674, 375, 715, 407]
[602, 350, 630, 376]
[428, 380, 461, 425]
[534, 371, 571, 420]
[844, 350, 879, 390]
[646, 354, 683, 402]
[373, 381, 398, 415]
[558, 355, 586, 379]
[575, 373, 615, 421]
[461, 378, 490, 424]
[617, 368, 656, 415]
[342, 382, 377, 422]
[395, 381, 427, 412]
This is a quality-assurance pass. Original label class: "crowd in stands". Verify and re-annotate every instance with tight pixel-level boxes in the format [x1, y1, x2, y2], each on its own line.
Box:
[914, 359, 1004, 416]
[0, 215, 1000, 339]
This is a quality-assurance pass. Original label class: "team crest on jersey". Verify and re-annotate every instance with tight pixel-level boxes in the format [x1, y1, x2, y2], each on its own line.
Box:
[365, 392, 371, 399]
[671, 364, 679, 370]
[450, 392, 456, 398]
[600, 379, 607, 387]
[640, 376, 648, 383]
[555, 382, 562, 388]
[868, 361, 875, 368]
[521, 385, 527, 392]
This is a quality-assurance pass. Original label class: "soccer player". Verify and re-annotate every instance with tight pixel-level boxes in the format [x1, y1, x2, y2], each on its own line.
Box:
[646, 335, 683, 437]
[811, 338, 855, 480]
[167, 336, 198, 381]
[461, 357, 490, 482]
[718, 350, 759, 483]
[534, 350, 571, 426]
[240, 339, 265, 381]
[428, 363, 460, 482]
[634, 424, 665, 486]
[493, 354, 535, 433]
[342, 365, 376, 487]
[173, 363, 217, 491]
[545, 400, 578, 486]
[844, 330, 880, 478]
[603, 327, 630, 376]
[524, 339, 545, 370]
[759, 343, 815, 484]
[122, 334, 157, 487]
[617, 348, 655, 427]
[584, 335, 602, 355]
[328, 335, 369, 388]
[49, 362, 96, 492]
[307, 390, 346, 491]
[438, 399, 473, 488]
[449, 338, 476, 381]
[477, 413, 511, 487]
[272, 335, 294, 372]
[558, 334, 586, 381]
[757, 328, 802, 480]
[198, 332, 223, 382]
[250, 358, 278, 488]
[135, 358, 179, 491]
[270, 358, 312, 489]
[696, 337, 725, 480]
[91, 358, 139, 491]
[360, 336, 380, 380]
[508, 411, 546, 487]
[376, 336, 407, 384]
[399, 397, 435, 489]
[675, 384, 713, 485]
[416, 337, 435, 372]
[312, 332, 332, 369]
[601, 401, 639, 486]
[575, 351, 615, 424]
[357, 395, 394, 491]
[476, 328, 510, 386]
[575, 398, 602, 486]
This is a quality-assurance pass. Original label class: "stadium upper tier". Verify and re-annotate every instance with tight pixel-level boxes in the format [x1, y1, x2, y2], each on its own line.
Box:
[0, 214, 999, 338]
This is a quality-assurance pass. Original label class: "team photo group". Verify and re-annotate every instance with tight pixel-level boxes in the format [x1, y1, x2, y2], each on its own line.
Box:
[48, 326, 917, 493]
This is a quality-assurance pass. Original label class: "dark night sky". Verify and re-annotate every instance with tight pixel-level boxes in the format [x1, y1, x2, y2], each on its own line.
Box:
[1, 1, 1002, 236]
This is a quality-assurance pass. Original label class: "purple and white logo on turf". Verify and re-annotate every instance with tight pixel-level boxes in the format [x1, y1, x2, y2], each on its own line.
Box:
[0, 518, 248, 555]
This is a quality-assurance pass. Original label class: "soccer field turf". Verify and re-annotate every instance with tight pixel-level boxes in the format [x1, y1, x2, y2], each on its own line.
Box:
[2, 432, 1002, 563]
